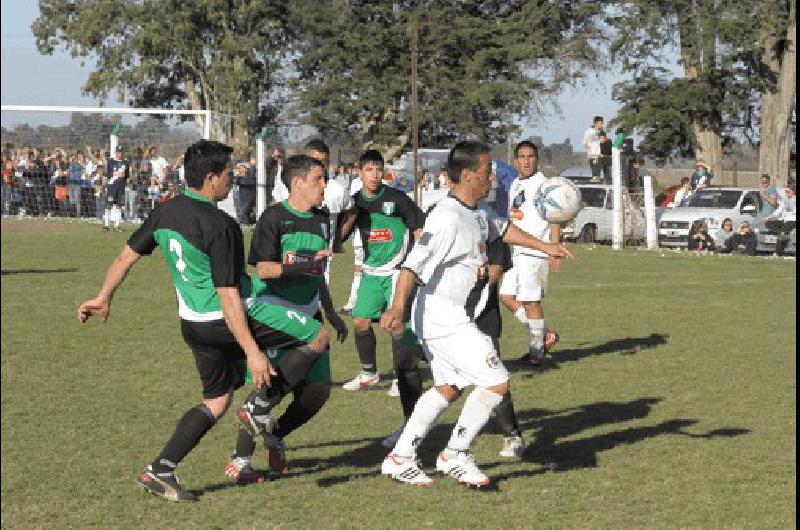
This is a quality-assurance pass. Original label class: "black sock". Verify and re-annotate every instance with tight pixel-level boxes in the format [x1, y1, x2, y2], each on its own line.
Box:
[354, 328, 377, 373]
[233, 428, 257, 460]
[393, 337, 423, 418]
[273, 383, 329, 438]
[494, 391, 521, 438]
[151, 404, 216, 474]
[277, 346, 324, 388]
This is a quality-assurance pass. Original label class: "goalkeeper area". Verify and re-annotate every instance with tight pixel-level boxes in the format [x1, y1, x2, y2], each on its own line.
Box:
[1, 219, 795, 528]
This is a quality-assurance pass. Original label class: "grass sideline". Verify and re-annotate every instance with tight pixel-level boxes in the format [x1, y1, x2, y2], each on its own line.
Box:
[2, 218, 796, 528]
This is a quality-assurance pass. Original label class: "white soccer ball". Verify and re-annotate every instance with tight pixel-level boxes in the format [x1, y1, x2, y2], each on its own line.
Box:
[535, 177, 582, 224]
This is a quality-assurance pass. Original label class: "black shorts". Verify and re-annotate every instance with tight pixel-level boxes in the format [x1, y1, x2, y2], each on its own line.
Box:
[476, 308, 502, 355]
[181, 316, 315, 400]
[106, 182, 125, 206]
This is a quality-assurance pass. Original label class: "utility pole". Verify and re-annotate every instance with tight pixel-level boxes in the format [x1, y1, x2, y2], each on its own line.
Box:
[411, 9, 420, 204]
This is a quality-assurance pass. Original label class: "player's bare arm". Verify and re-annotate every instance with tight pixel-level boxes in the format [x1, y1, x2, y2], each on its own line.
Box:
[216, 286, 275, 390]
[549, 222, 563, 272]
[336, 207, 357, 244]
[379, 268, 416, 335]
[319, 281, 348, 342]
[78, 244, 142, 323]
[503, 223, 573, 259]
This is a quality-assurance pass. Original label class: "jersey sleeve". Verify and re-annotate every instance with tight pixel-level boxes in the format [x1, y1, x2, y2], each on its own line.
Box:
[398, 192, 425, 231]
[487, 205, 509, 243]
[401, 211, 457, 284]
[208, 222, 245, 287]
[248, 209, 282, 265]
[127, 205, 160, 255]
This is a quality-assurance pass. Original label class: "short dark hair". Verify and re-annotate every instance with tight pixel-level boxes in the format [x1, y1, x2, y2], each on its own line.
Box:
[282, 154, 325, 191]
[680, 177, 690, 185]
[447, 141, 490, 184]
[761, 173, 771, 182]
[183, 140, 233, 189]
[358, 149, 384, 170]
[304, 139, 329, 157]
[513, 140, 538, 158]
[593, 116, 604, 124]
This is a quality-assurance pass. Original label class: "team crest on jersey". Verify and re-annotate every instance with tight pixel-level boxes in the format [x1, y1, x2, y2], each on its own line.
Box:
[382, 202, 396, 215]
[266, 349, 278, 359]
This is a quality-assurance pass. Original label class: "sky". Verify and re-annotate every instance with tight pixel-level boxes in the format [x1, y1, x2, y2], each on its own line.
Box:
[1, 2, 625, 149]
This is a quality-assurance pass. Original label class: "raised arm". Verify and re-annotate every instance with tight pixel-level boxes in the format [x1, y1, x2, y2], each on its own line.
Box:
[502, 223, 573, 259]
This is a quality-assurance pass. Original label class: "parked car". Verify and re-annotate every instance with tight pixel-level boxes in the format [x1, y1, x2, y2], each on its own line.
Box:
[561, 184, 646, 244]
[753, 215, 796, 255]
[657, 187, 762, 249]
[557, 165, 594, 184]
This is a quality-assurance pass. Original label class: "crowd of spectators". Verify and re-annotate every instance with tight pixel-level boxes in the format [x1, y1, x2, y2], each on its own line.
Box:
[1, 143, 185, 220]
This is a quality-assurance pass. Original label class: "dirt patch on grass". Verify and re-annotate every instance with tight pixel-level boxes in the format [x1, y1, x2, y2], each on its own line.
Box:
[1, 218, 91, 234]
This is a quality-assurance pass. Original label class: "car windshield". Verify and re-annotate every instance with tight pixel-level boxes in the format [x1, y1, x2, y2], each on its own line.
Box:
[684, 190, 742, 208]
[578, 187, 606, 208]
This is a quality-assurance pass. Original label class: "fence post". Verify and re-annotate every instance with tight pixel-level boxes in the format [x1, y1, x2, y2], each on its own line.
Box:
[611, 147, 624, 249]
[255, 127, 267, 219]
[643, 175, 658, 250]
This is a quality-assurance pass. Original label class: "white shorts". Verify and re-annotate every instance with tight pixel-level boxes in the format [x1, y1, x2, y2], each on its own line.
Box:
[353, 231, 364, 267]
[499, 254, 548, 302]
[422, 323, 509, 389]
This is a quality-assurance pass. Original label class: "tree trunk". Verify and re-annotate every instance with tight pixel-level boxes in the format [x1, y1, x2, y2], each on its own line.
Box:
[692, 122, 723, 181]
[759, 3, 796, 185]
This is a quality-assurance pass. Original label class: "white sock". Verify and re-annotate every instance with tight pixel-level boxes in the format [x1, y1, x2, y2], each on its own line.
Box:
[446, 387, 504, 452]
[528, 318, 545, 358]
[514, 306, 529, 324]
[345, 272, 361, 309]
[392, 388, 450, 457]
[103, 209, 110, 227]
[112, 206, 121, 228]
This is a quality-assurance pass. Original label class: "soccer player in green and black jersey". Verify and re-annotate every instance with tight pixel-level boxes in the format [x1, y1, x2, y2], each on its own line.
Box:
[78, 140, 329, 501]
[225, 154, 349, 479]
[337, 149, 427, 444]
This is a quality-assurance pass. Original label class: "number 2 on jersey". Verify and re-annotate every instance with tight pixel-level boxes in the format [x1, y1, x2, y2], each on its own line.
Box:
[286, 310, 307, 325]
[169, 238, 190, 282]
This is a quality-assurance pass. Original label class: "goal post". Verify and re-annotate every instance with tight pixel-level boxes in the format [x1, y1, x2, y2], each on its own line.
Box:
[1, 105, 219, 222]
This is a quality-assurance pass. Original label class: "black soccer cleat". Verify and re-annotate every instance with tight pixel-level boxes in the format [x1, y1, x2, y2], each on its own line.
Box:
[137, 467, 197, 502]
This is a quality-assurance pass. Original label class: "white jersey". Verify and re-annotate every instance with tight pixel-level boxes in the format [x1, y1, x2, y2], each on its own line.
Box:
[403, 196, 508, 339]
[323, 177, 352, 215]
[508, 171, 550, 258]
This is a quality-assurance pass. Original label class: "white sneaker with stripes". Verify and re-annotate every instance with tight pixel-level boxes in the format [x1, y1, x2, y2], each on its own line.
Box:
[381, 454, 433, 486]
[435, 449, 490, 487]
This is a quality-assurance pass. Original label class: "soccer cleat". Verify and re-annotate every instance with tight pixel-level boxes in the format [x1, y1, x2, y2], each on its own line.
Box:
[381, 421, 408, 449]
[545, 328, 560, 353]
[499, 435, 526, 458]
[436, 450, 490, 488]
[237, 405, 276, 438]
[224, 459, 265, 484]
[342, 371, 380, 391]
[264, 434, 290, 474]
[387, 378, 400, 397]
[381, 454, 433, 486]
[137, 466, 197, 502]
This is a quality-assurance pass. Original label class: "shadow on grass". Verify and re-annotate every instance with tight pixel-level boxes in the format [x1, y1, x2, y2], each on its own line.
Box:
[1, 267, 77, 275]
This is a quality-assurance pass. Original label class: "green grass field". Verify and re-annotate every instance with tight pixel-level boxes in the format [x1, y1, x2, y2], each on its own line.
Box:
[1, 218, 796, 529]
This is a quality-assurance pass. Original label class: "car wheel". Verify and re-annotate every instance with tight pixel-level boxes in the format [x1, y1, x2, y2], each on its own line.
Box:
[579, 225, 596, 244]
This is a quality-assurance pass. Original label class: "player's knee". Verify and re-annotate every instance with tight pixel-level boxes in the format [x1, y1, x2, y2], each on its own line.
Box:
[394, 346, 420, 371]
[486, 381, 509, 397]
[436, 384, 461, 402]
[203, 390, 233, 419]
[309, 327, 329, 352]
[299, 382, 330, 411]
[352, 318, 371, 333]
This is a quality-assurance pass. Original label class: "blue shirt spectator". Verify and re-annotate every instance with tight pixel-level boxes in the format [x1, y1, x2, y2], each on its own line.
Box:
[759, 174, 779, 217]
[492, 159, 517, 218]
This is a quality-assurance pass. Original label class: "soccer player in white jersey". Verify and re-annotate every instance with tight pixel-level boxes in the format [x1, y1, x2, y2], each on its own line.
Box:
[379, 141, 572, 487]
[499, 141, 561, 366]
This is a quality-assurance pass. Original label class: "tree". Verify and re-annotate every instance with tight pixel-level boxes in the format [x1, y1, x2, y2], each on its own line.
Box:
[288, 0, 602, 158]
[32, 0, 292, 150]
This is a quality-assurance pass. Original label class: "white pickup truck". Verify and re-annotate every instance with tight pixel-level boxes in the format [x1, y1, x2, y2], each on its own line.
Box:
[561, 184, 646, 244]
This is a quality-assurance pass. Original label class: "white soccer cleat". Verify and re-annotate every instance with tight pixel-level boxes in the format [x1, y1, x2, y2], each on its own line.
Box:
[381, 421, 408, 448]
[342, 371, 380, 391]
[387, 378, 400, 397]
[499, 435, 526, 458]
[436, 449, 490, 487]
[381, 454, 433, 486]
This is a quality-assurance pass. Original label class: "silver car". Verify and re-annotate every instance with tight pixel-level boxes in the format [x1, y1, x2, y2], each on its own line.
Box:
[657, 187, 762, 249]
[561, 184, 646, 244]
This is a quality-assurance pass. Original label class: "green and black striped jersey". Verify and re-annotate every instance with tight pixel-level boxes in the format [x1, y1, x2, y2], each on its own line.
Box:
[249, 201, 330, 307]
[128, 189, 252, 322]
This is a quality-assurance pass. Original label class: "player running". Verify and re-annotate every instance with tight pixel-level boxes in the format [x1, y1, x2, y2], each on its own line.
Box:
[499, 141, 561, 366]
[337, 150, 426, 434]
[380, 141, 572, 487]
[78, 140, 329, 501]
[224, 154, 349, 481]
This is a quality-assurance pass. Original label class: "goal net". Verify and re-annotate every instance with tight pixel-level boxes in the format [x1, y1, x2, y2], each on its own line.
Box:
[0, 106, 227, 222]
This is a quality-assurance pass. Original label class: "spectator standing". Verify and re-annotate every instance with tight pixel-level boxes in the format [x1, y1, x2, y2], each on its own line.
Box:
[93, 165, 108, 219]
[266, 147, 284, 204]
[766, 184, 796, 256]
[67, 151, 85, 213]
[759, 174, 779, 217]
[582, 116, 604, 182]
[630, 157, 650, 190]
[689, 160, 713, 190]
[149, 146, 169, 184]
[598, 131, 612, 184]
[234, 160, 256, 225]
[671, 177, 693, 207]
[104, 146, 129, 231]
